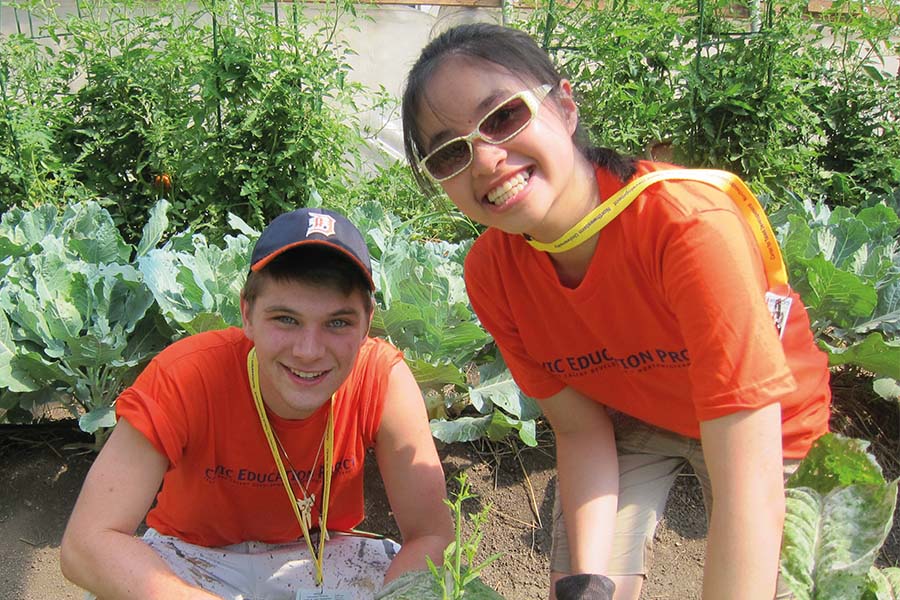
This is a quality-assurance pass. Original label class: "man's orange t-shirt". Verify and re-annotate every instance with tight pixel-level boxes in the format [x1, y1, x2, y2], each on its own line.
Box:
[465, 161, 830, 458]
[116, 327, 402, 547]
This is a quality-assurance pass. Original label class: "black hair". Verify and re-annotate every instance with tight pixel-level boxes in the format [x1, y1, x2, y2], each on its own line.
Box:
[241, 245, 373, 313]
[401, 22, 635, 195]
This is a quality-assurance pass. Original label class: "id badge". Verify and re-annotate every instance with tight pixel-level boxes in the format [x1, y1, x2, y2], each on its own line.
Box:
[764, 291, 793, 339]
[296, 589, 351, 600]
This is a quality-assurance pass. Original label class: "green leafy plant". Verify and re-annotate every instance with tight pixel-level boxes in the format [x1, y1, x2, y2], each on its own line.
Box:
[519, 0, 691, 157]
[769, 195, 900, 393]
[0, 0, 376, 242]
[138, 210, 255, 336]
[348, 201, 541, 447]
[805, 0, 900, 207]
[516, 0, 899, 206]
[376, 473, 504, 600]
[780, 433, 900, 599]
[0, 200, 172, 445]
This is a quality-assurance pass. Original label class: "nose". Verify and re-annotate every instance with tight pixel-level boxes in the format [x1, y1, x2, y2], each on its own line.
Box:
[292, 328, 324, 361]
[469, 139, 507, 176]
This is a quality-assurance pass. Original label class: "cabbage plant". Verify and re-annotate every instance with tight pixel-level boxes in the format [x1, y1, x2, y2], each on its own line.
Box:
[0, 200, 172, 445]
[780, 434, 900, 600]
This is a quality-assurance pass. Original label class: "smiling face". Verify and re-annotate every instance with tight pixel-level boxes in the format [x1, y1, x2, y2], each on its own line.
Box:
[415, 57, 588, 241]
[241, 275, 370, 420]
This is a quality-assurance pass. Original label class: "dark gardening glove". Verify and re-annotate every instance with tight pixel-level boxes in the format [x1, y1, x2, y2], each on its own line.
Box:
[554, 574, 616, 600]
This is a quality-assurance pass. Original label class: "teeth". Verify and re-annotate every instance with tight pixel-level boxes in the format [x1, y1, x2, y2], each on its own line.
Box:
[290, 368, 325, 379]
[487, 171, 530, 206]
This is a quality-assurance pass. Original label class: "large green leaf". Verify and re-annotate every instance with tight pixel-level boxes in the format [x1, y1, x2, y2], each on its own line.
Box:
[430, 415, 492, 444]
[135, 199, 170, 258]
[865, 566, 900, 600]
[485, 410, 538, 447]
[0, 204, 58, 257]
[824, 333, 900, 380]
[138, 232, 250, 333]
[66, 334, 126, 368]
[805, 256, 879, 325]
[468, 360, 541, 421]
[787, 433, 886, 494]
[873, 378, 900, 404]
[61, 202, 131, 264]
[406, 357, 465, 389]
[79, 406, 117, 434]
[0, 311, 15, 389]
[780, 481, 898, 600]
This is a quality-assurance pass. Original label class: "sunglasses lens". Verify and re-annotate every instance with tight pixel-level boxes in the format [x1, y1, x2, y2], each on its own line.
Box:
[479, 97, 533, 142]
[424, 140, 471, 180]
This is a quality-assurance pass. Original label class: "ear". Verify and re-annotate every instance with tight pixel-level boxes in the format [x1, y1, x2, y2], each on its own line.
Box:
[240, 296, 254, 340]
[556, 79, 579, 136]
[365, 298, 375, 337]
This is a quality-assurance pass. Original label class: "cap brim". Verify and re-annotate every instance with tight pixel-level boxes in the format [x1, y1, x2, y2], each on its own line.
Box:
[250, 239, 375, 292]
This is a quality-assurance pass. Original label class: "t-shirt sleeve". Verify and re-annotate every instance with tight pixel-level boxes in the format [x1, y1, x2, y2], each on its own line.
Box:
[115, 357, 193, 467]
[464, 242, 565, 400]
[357, 339, 405, 447]
[658, 195, 797, 421]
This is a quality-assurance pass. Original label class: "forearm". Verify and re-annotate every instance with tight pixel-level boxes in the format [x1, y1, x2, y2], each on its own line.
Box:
[555, 426, 619, 574]
[61, 529, 219, 600]
[382, 534, 454, 583]
[703, 496, 784, 600]
[699, 403, 786, 600]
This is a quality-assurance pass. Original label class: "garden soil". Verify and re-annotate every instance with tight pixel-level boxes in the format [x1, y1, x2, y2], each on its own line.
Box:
[1, 380, 897, 600]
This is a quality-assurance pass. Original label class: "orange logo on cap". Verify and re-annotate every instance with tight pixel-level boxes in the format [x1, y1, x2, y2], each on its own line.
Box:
[307, 212, 336, 237]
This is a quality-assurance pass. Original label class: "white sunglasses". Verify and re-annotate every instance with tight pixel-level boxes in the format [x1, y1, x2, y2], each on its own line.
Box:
[418, 84, 553, 182]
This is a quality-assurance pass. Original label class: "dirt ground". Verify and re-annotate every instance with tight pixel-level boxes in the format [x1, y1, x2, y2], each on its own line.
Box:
[1, 378, 897, 600]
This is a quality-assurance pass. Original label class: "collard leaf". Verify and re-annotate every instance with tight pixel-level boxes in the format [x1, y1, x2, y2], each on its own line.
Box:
[0, 204, 58, 253]
[183, 313, 229, 335]
[79, 406, 117, 434]
[469, 361, 542, 421]
[805, 256, 878, 325]
[63, 202, 130, 264]
[825, 333, 900, 380]
[227, 212, 259, 237]
[787, 433, 885, 494]
[430, 415, 492, 444]
[135, 199, 170, 258]
[406, 356, 465, 388]
[873, 378, 900, 404]
[66, 334, 126, 368]
[780, 481, 898, 600]
[485, 410, 538, 447]
[865, 566, 900, 600]
[0, 311, 15, 389]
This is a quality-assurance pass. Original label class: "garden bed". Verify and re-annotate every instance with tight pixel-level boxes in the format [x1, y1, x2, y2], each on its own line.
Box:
[2, 373, 897, 600]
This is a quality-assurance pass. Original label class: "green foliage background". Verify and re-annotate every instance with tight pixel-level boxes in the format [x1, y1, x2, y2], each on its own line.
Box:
[0, 0, 897, 462]
[516, 0, 900, 206]
[0, 1, 898, 594]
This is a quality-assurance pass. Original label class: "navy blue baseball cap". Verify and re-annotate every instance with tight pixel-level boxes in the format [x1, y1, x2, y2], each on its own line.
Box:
[250, 207, 374, 291]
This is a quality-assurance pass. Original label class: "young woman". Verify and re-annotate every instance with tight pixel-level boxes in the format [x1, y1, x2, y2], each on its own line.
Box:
[401, 23, 831, 600]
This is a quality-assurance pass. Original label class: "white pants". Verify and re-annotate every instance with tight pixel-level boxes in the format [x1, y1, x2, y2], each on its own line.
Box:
[87, 529, 401, 600]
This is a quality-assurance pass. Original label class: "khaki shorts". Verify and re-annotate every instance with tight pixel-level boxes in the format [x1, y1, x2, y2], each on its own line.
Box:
[85, 529, 400, 600]
[549, 412, 799, 597]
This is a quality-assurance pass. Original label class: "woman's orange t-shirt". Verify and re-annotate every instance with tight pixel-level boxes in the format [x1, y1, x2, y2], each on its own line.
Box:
[465, 161, 830, 458]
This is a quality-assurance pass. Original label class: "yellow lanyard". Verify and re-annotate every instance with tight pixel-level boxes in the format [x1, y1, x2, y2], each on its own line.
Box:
[526, 169, 789, 292]
[246, 348, 334, 586]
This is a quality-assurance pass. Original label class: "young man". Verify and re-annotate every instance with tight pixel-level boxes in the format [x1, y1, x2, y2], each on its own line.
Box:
[61, 207, 454, 600]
